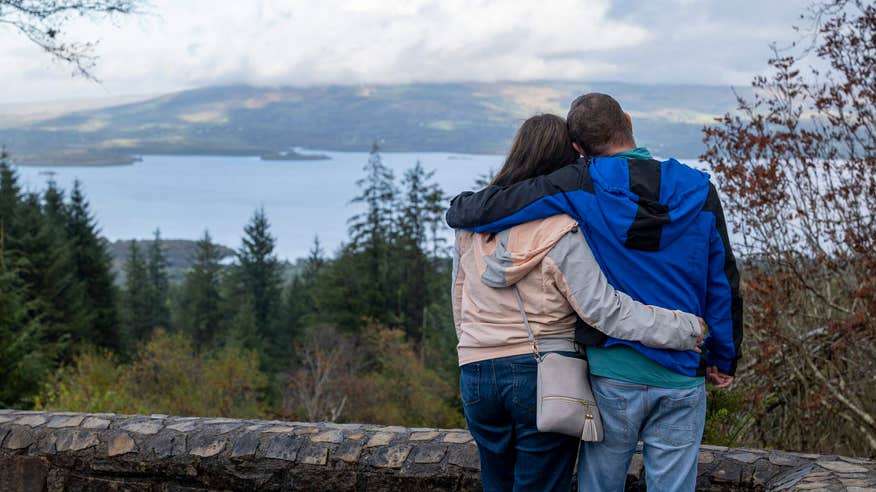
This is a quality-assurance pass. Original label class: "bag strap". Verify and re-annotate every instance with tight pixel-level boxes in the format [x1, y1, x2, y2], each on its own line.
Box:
[512, 285, 542, 362]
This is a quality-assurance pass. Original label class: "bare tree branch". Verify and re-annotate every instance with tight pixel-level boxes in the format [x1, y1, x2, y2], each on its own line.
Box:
[0, 0, 145, 80]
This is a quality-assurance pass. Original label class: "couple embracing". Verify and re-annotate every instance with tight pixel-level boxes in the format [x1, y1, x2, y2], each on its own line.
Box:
[447, 93, 742, 492]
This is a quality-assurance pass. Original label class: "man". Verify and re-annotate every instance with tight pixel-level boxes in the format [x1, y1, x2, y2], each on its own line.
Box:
[445, 93, 742, 491]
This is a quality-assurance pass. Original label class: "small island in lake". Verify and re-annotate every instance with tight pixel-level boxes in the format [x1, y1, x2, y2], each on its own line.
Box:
[260, 149, 330, 161]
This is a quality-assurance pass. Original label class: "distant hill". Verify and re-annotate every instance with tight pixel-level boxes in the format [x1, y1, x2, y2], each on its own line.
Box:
[0, 82, 746, 165]
[108, 238, 306, 284]
[108, 239, 236, 284]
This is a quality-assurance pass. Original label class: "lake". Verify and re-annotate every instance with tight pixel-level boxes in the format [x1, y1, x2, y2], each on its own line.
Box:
[16, 151, 503, 260]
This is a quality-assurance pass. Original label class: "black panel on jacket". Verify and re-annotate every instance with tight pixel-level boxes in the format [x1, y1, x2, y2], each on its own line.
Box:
[625, 159, 670, 251]
[702, 183, 744, 375]
[445, 157, 592, 229]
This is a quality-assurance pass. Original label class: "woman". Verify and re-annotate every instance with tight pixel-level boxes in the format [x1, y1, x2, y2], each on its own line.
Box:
[451, 114, 705, 492]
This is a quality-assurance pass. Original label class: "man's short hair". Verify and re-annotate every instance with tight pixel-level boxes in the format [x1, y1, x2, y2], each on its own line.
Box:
[566, 93, 634, 156]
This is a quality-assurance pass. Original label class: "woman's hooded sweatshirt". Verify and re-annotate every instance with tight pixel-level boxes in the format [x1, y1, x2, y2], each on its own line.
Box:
[452, 213, 703, 366]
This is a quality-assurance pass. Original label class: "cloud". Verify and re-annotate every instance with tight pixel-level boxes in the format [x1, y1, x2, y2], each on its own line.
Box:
[0, 0, 811, 103]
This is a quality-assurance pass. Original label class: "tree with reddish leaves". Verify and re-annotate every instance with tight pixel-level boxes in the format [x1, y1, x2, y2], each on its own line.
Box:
[703, 0, 875, 457]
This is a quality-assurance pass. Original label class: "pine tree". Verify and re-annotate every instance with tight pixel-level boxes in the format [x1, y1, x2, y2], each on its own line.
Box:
[42, 179, 67, 226]
[303, 235, 326, 283]
[237, 208, 284, 364]
[394, 162, 447, 339]
[283, 235, 325, 339]
[181, 230, 224, 353]
[0, 251, 51, 407]
[145, 229, 170, 331]
[347, 143, 397, 320]
[13, 191, 91, 360]
[0, 152, 22, 253]
[123, 240, 153, 346]
[66, 181, 121, 351]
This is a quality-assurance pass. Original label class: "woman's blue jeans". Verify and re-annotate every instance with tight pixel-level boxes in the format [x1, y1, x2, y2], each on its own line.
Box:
[460, 353, 579, 492]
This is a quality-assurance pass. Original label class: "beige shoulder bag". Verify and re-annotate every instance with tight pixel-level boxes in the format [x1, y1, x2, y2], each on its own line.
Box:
[513, 286, 603, 441]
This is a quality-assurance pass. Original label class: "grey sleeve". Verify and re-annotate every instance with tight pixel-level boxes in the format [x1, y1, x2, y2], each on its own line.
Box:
[451, 232, 465, 332]
[547, 230, 701, 351]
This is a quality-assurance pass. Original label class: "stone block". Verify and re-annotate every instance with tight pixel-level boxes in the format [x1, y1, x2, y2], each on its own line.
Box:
[122, 420, 163, 435]
[36, 433, 57, 454]
[190, 439, 226, 458]
[727, 452, 761, 464]
[4, 428, 35, 450]
[366, 432, 395, 447]
[769, 453, 800, 466]
[711, 460, 743, 484]
[55, 430, 99, 452]
[14, 415, 47, 427]
[209, 423, 241, 435]
[299, 445, 329, 465]
[373, 445, 412, 469]
[409, 431, 440, 442]
[146, 431, 187, 458]
[263, 434, 301, 461]
[447, 443, 480, 471]
[81, 417, 111, 430]
[413, 445, 446, 464]
[311, 430, 343, 443]
[443, 432, 473, 444]
[294, 427, 320, 435]
[795, 481, 835, 490]
[230, 432, 260, 458]
[840, 456, 874, 464]
[107, 433, 136, 457]
[817, 460, 869, 474]
[46, 415, 85, 428]
[840, 479, 871, 487]
[770, 464, 814, 490]
[333, 441, 364, 464]
[262, 426, 295, 433]
[167, 421, 199, 432]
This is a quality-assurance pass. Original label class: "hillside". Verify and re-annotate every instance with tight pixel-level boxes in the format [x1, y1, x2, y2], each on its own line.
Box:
[0, 81, 746, 165]
[107, 239, 235, 284]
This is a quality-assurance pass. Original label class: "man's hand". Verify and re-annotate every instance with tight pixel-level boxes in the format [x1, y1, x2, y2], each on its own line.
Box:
[691, 318, 708, 353]
[706, 366, 734, 388]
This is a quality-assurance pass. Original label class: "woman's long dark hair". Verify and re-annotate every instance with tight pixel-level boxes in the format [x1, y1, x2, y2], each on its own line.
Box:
[491, 114, 580, 186]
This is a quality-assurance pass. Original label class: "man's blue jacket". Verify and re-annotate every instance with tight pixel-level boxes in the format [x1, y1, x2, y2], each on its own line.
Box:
[445, 157, 743, 376]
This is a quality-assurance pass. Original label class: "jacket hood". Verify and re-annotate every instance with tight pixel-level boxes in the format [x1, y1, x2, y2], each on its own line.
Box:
[480, 215, 578, 288]
[589, 157, 711, 250]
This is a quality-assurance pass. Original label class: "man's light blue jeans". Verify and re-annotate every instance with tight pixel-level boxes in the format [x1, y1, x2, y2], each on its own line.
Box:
[579, 375, 707, 491]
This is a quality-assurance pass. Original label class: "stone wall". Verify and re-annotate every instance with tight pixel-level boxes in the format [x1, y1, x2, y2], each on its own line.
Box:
[0, 410, 874, 491]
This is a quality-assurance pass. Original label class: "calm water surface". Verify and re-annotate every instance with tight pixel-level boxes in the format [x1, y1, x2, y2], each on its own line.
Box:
[18, 151, 502, 260]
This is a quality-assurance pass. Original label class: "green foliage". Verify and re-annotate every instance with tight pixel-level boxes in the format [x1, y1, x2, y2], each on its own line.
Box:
[144, 229, 170, 330]
[0, 255, 52, 408]
[351, 324, 464, 428]
[122, 240, 152, 346]
[67, 181, 120, 351]
[234, 208, 285, 368]
[703, 386, 752, 447]
[179, 231, 224, 352]
[38, 330, 267, 418]
[35, 349, 131, 414]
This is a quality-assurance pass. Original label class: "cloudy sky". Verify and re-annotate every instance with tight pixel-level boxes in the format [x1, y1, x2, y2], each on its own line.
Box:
[1, 0, 813, 104]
